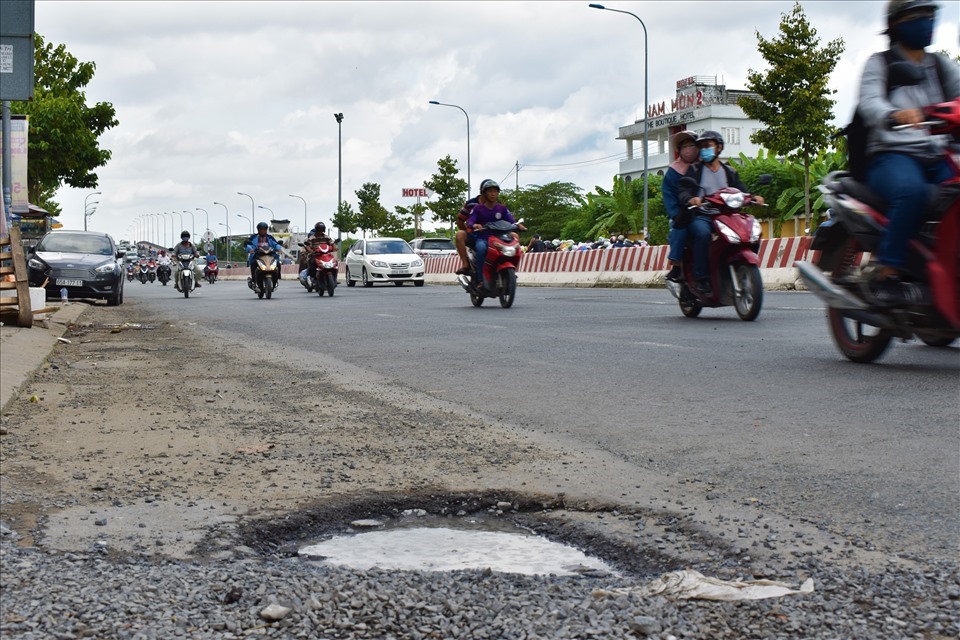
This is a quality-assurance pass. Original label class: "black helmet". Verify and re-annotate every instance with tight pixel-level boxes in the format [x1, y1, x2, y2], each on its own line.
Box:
[696, 130, 724, 147]
[479, 179, 500, 193]
[180, 231, 190, 239]
[314, 222, 326, 232]
[257, 221, 269, 230]
[887, 0, 938, 23]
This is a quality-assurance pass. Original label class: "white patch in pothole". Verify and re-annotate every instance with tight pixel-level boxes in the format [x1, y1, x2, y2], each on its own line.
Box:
[299, 519, 618, 576]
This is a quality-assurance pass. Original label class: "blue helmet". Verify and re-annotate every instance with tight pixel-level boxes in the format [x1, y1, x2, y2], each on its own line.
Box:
[257, 221, 269, 230]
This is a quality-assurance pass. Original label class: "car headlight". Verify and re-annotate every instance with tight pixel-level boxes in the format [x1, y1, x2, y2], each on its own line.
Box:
[720, 192, 745, 209]
[501, 245, 518, 257]
[28, 257, 46, 270]
[371, 260, 389, 268]
[94, 262, 117, 275]
[411, 259, 423, 268]
[750, 219, 762, 242]
[716, 221, 741, 243]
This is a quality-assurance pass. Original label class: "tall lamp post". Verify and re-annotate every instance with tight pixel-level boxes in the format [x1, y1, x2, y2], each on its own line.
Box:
[237, 192, 255, 225]
[428, 101, 470, 196]
[289, 194, 307, 237]
[172, 211, 184, 240]
[214, 202, 230, 261]
[589, 3, 649, 240]
[334, 112, 343, 252]
[257, 205, 273, 221]
[83, 191, 101, 231]
[182, 210, 195, 241]
[237, 213, 252, 234]
[160, 212, 172, 248]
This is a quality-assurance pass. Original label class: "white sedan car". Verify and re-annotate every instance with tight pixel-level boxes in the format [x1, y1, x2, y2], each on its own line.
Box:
[344, 238, 425, 287]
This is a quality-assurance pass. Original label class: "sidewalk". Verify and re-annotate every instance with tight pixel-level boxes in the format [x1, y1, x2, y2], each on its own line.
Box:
[0, 302, 88, 413]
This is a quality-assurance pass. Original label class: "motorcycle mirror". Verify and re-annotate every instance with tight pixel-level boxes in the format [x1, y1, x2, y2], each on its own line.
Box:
[756, 174, 773, 186]
[887, 61, 924, 90]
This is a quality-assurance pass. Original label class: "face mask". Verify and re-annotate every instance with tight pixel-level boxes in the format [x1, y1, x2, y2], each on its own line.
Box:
[894, 17, 935, 49]
[699, 147, 717, 163]
[680, 146, 699, 163]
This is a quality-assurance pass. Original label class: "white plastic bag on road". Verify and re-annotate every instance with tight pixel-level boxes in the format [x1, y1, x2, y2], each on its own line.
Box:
[593, 569, 815, 601]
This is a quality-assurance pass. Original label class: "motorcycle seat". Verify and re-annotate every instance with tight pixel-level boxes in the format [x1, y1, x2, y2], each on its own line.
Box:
[838, 177, 888, 213]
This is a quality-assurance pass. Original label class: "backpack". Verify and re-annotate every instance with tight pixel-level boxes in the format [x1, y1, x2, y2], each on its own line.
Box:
[842, 50, 947, 181]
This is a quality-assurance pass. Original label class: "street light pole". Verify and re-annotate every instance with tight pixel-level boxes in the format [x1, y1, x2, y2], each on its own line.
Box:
[289, 195, 307, 237]
[214, 202, 230, 262]
[172, 211, 184, 240]
[83, 191, 101, 231]
[589, 3, 649, 240]
[428, 101, 470, 196]
[237, 192, 255, 225]
[257, 205, 273, 221]
[237, 214, 252, 234]
[334, 112, 343, 252]
[182, 210, 195, 241]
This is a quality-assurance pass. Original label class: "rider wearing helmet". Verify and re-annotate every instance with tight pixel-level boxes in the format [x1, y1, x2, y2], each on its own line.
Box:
[171, 231, 203, 289]
[858, 0, 959, 305]
[454, 191, 482, 275]
[245, 221, 285, 282]
[463, 179, 522, 289]
[679, 131, 764, 297]
[300, 221, 333, 282]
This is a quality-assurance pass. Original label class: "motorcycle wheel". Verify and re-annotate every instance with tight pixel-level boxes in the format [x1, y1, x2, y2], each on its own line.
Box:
[919, 335, 956, 348]
[679, 287, 702, 318]
[498, 268, 517, 308]
[326, 272, 336, 297]
[362, 268, 372, 288]
[264, 277, 274, 299]
[733, 264, 763, 321]
[470, 293, 484, 307]
[317, 280, 325, 296]
[346, 267, 356, 287]
[183, 278, 190, 299]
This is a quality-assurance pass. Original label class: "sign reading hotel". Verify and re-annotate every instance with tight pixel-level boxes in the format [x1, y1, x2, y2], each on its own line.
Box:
[645, 77, 726, 129]
[402, 188, 433, 198]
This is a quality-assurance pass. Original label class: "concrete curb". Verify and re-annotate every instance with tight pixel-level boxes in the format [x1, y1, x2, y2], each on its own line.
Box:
[0, 302, 88, 414]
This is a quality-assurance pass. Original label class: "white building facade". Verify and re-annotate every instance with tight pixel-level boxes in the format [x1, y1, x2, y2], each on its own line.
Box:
[617, 75, 767, 181]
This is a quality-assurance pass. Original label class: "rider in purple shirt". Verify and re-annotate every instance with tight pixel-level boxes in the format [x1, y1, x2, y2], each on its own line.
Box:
[465, 179, 518, 289]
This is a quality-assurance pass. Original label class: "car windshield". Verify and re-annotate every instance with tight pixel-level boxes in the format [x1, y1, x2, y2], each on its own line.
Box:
[421, 239, 455, 250]
[37, 233, 113, 256]
[366, 241, 413, 255]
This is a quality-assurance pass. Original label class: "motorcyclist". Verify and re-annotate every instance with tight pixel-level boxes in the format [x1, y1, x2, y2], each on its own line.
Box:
[171, 231, 203, 289]
[464, 179, 523, 290]
[663, 131, 699, 283]
[300, 222, 334, 283]
[680, 130, 764, 297]
[245, 221, 284, 284]
[155, 249, 172, 283]
[858, 0, 959, 305]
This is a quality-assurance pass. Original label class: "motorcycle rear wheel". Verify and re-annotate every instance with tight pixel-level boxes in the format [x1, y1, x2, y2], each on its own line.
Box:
[470, 293, 484, 307]
[498, 268, 517, 308]
[733, 264, 763, 321]
[679, 287, 702, 318]
[919, 334, 956, 348]
[826, 237, 893, 363]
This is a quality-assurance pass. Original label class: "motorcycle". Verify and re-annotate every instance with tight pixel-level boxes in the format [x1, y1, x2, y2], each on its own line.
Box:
[299, 241, 339, 297]
[156, 262, 172, 286]
[126, 263, 136, 282]
[175, 252, 197, 298]
[794, 96, 960, 363]
[204, 258, 219, 284]
[137, 259, 151, 284]
[456, 219, 523, 308]
[665, 176, 769, 321]
[248, 246, 281, 299]
[146, 259, 157, 283]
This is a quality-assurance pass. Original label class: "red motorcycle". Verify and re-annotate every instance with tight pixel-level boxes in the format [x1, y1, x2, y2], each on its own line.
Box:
[666, 176, 769, 321]
[204, 257, 219, 284]
[795, 96, 960, 362]
[457, 220, 523, 308]
[309, 241, 339, 297]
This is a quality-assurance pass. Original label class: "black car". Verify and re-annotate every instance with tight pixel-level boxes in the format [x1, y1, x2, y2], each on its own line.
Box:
[27, 230, 125, 306]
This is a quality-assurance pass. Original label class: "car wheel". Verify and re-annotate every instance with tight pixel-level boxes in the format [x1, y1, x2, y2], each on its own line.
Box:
[394, 281, 404, 287]
[362, 268, 372, 288]
[107, 281, 123, 306]
[414, 280, 424, 287]
[346, 267, 356, 287]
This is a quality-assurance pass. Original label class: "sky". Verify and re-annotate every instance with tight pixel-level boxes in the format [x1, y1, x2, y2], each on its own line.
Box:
[30, 0, 960, 243]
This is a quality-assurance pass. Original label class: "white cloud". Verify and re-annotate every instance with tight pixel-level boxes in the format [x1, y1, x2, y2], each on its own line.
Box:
[29, 0, 960, 241]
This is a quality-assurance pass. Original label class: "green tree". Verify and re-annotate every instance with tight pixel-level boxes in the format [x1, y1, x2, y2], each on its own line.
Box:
[499, 181, 584, 243]
[586, 176, 643, 239]
[423, 155, 469, 230]
[738, 2, 844, 230]
[332, 200, 358, 236]
[382, 206, 412, 236]
[12, 34, 119, 212]
[354, 183, 388, 237]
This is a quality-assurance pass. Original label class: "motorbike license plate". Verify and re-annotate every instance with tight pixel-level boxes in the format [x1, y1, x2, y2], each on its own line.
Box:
[56, 279, 82, 287]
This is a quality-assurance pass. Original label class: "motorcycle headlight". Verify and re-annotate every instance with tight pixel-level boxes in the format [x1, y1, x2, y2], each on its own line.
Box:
[720, 192, 745, 209]
[94, 262, 117, 275]
[371, 260, 389, 268]
[750, 219, 762, 243]
[501, 245, 518, 257]
[716, 220, 741, 243]
[320, 260, 335, 269]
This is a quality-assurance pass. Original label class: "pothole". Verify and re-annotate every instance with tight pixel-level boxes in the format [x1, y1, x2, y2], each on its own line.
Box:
[298, 512, 619, 576]
[233, 491, 700, 578]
